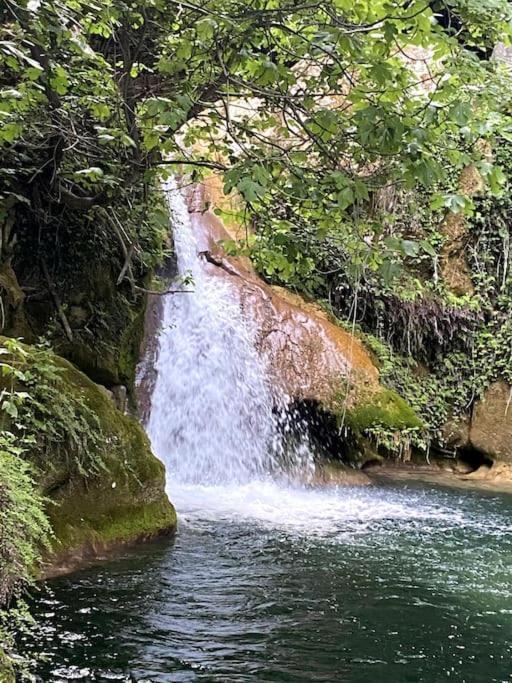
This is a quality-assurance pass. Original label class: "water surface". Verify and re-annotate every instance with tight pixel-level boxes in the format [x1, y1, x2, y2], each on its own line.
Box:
[26, 480, 512, 682]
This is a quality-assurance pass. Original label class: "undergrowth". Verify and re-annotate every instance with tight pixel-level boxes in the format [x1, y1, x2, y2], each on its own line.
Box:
[0, 338, 106, 478]
[0, 337, 108, 676]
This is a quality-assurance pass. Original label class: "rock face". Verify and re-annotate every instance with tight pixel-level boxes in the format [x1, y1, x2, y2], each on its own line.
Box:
[186, 184, 380, 409]
[470, 381, 512, 462]
[441, 382, 512, 464]
[243, 283, 379, 406]
[137, 257, 177, 424]
[440, 164, 485, 297]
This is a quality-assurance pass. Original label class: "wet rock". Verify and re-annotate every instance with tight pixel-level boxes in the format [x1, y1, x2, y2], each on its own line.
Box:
[441, 414, 471, 450]
[136, 257, 177, 424]
[184, 184, 381, 408]
[111, 384, 128, 414]
[470, 381, 512, 462]
[309, 461, 371, 487]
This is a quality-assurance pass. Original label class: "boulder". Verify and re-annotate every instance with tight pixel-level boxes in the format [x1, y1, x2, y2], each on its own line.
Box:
[40, 353, 177, 576]
[0, 338, 176, 579]
[470, 381, 512, 462]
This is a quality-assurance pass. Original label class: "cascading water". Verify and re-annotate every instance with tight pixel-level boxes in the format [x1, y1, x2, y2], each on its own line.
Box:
[146, 179, 309, 491]
[145, 180, 421, 532]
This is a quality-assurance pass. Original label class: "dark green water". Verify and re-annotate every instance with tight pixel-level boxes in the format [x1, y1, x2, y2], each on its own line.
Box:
[24, 480, 512, 682]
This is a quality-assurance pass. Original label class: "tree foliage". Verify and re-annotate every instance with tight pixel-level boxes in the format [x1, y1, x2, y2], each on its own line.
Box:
[1, 0, 511, 286]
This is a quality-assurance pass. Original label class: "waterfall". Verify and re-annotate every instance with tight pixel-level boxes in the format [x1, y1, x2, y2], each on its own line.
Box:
[146, 179, 309, 487]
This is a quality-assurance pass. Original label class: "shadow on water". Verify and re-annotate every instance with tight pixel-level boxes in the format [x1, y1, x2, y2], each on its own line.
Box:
[24, 480, 512, 682]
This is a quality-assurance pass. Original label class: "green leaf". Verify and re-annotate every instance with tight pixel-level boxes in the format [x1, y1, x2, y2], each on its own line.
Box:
[401, 240, 419, 257]
[2, 400, 18, 418]
[237, 177, 265, 203]
[337, 187, 354, 210]
[420, 239, 437, 257]
[73, 167, 104, 181]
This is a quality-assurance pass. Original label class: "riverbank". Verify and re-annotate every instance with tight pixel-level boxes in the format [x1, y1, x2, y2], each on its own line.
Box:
[364, 459, 512, 495]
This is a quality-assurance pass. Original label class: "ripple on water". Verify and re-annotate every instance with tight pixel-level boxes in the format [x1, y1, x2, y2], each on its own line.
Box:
[23, 481, 512, 682]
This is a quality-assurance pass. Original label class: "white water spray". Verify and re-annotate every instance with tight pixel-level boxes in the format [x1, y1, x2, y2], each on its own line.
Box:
[146, 179, 301, 486]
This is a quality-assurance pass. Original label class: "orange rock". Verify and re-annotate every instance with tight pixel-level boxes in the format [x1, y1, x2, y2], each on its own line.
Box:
[185, 184, 380, 407]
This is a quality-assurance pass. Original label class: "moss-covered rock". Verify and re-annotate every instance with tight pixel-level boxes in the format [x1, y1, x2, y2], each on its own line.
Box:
[63, 297, 146, 394]
[344, 388, 423, 434]
[38, 352, 177, 574]
[321, 385, 423, 464]
[16, 253, 149, 392]
[0, 337, 176, 577]
[0, 650, 14, 683]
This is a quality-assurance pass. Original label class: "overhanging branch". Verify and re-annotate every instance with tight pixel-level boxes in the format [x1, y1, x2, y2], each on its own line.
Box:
[157, 159, 228, 171]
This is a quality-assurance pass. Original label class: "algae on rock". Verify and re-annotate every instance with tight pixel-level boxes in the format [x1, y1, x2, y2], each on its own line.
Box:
[41, 351, 177, 573]
[0, 338, 176, 578]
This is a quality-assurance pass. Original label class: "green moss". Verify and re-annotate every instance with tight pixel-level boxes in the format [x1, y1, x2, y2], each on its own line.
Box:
[117, 304, 146, 388]
[48, 489, 176, 554]
[38, 354, 176, 561]
[60, 290, 147, 391]
[344, 389, 423, 434]
[64, 340, 122, 387]
[0, 337, 176, 575]
[0, 650, 14, 683]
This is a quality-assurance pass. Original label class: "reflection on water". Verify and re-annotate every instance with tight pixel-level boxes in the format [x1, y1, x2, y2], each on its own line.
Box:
[25, 480, 512, 682]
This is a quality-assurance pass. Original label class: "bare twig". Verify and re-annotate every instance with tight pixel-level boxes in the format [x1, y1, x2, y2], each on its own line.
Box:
[116, 243, 135, 286]
[39, 258, 73, 342]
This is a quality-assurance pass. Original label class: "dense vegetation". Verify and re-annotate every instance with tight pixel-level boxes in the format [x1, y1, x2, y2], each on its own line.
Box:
[1, 0, 512, 677]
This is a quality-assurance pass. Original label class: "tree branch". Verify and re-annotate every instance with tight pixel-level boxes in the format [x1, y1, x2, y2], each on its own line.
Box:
[39, 258, 74, 342]
[157, 159, 228, 171]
